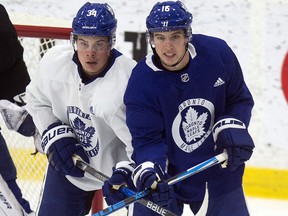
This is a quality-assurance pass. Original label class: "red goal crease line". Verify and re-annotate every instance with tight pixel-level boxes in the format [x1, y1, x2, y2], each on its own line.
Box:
[15, 24, 71, 39]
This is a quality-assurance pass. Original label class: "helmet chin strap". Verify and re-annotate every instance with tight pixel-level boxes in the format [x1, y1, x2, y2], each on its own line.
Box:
[152, 43, 188, 68]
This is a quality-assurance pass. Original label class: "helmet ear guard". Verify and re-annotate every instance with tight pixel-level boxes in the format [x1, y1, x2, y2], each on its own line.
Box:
[70, 32, 77, 50]
[184, 26, 193, 42]
[145, 31, 155, 49]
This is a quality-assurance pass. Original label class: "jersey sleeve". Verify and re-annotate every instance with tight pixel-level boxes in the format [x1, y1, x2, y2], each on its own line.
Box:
[124, 63, 168, 169]
[25, 49, 60, 136]
[25, 79, 58, 136]
[111, 103, 133, 160]
[0, 5, 30, 101]
[220, 42, 254, 126]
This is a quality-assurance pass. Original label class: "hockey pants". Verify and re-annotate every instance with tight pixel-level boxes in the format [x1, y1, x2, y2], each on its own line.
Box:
[37, 164, 95, 216]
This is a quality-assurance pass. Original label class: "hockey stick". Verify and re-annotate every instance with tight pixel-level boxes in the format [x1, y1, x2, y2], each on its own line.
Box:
[72, 156, 177, 216]
[92, 151, 228, 216]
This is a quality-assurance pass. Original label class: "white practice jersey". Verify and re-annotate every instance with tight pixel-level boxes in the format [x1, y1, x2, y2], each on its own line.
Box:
[26, 44, 137, 191]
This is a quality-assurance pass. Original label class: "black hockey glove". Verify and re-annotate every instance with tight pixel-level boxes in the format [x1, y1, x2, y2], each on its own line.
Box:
[41, 122, 89, 177]
[212, 117, 254, 171]
[132, 161, 174, 207]
[102, 161, 135, 206]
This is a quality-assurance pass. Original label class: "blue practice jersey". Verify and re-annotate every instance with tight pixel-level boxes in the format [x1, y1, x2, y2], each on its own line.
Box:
[124, 34, 254, 201]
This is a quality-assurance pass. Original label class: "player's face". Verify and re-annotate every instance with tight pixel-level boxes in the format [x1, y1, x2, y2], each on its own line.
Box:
[152, 30, 189, 70]
[76, 35, 111, 77]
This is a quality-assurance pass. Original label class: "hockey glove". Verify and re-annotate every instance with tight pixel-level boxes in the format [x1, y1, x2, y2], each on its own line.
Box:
[42, 122, 89, 177]
[132, 162, 174, 207]
[0, 99, 36, 137]
[212, 117, 255, 171]
[102, 161, 135, 206]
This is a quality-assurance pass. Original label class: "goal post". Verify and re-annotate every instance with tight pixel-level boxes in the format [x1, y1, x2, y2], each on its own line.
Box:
[1, 23, 103, 214]
[15, 24, 71, 79]
[15, 25, 72, 39]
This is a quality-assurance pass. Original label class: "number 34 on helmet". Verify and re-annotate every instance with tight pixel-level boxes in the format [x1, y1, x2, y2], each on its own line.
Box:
[71, 2, 117, 47]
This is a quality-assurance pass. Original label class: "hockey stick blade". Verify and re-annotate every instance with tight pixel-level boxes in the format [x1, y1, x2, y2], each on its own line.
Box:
[194, 182, 209, 216]
[72, 155, 177, 216]
[92, 151, 228, 216]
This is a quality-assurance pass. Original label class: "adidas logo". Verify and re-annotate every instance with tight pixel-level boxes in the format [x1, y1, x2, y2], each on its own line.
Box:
[214, 77, 225, 87]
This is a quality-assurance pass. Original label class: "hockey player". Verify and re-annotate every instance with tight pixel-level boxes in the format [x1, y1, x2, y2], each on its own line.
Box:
[0, 4, 35, 216]
[123, 1, 255, 215]
[25, 2, 136, 215]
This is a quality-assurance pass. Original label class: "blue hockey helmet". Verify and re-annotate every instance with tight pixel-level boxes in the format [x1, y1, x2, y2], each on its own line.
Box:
[71, 2, 117, 46]
[146, 1, 192, 36]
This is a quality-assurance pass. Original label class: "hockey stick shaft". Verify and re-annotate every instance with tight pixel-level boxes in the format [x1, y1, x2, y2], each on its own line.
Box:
[93, 151, 228, 216]
[73, 156, 176, 216]
[166, 151, 228, 185]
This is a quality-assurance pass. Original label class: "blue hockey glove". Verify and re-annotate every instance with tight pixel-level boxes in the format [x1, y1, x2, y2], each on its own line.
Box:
[42, 122, 89, 177]
[102, 161, 135, 206]
[212, 117, 255, 171]
[132, 162, 174, 207]
[102, 181, 126, 206]
[149, 181, 174, 207]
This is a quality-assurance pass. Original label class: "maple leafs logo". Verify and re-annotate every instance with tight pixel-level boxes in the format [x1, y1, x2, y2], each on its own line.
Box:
[182, 107, 207, 143]
[71, 117, 95, 148]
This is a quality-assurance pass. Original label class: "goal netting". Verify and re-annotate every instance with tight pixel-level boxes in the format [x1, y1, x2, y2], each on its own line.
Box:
[0, 24, 71, 212]
[16, 25, 71, 78]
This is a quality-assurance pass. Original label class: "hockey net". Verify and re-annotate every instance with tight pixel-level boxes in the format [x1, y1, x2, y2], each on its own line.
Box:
[0, 24, 71, 212]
